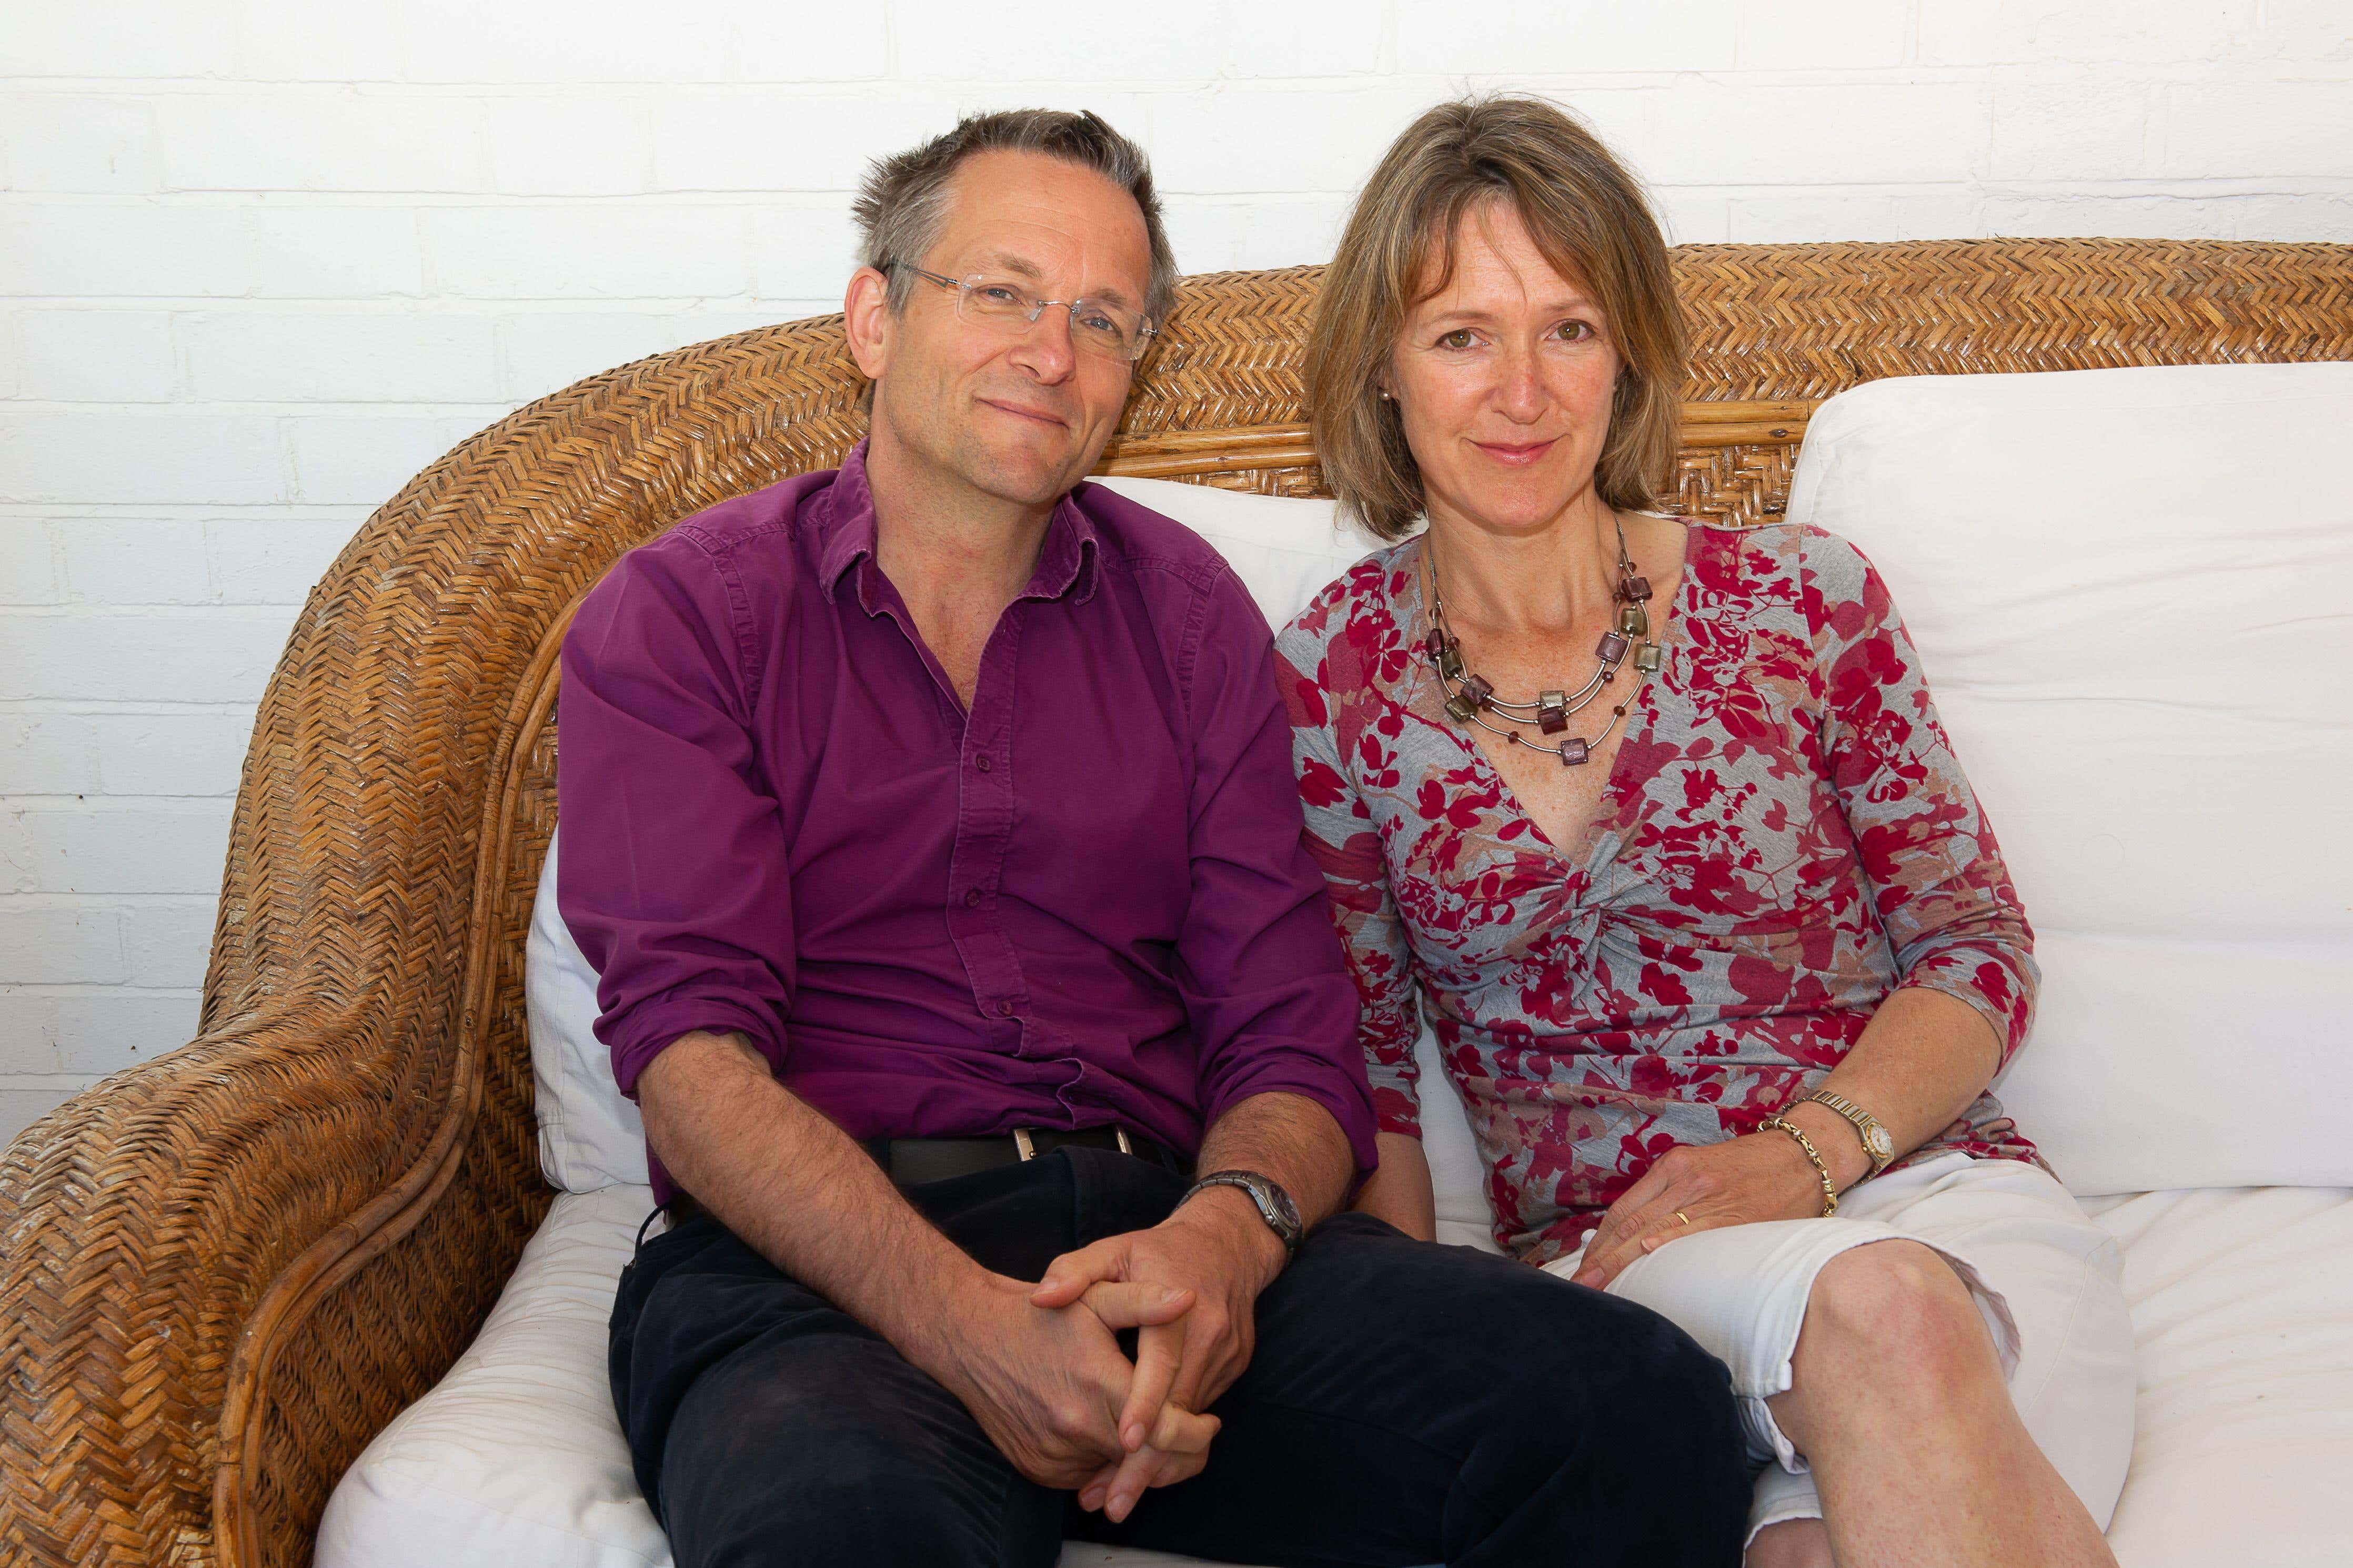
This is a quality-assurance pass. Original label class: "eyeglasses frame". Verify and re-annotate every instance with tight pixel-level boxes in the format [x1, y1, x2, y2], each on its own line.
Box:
[890, 262, 1158, 363]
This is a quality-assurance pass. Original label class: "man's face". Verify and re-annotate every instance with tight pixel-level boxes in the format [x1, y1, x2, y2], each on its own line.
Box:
[852, 149, 1153, 511]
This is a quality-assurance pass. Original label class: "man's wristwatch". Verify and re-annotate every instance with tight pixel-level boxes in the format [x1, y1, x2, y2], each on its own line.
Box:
[1181, 1170, 1303, 1257]
[1805, 1090, 1895, 1177]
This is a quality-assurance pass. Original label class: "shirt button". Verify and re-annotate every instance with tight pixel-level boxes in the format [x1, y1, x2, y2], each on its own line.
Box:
[996, 999, 1016, 1017]
[973, 754, 992, 773]
[962, 888, 982, 908]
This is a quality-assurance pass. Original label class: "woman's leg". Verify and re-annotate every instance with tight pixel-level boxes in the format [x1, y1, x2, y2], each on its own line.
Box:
[1763, 1239, 2115, 1568]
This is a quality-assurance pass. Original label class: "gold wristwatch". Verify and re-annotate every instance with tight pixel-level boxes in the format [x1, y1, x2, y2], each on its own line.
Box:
[1806, 1090, 1894, 1177]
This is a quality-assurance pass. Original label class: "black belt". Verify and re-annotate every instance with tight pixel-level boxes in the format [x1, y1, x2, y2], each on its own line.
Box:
[662, 1126, 1188, 1228]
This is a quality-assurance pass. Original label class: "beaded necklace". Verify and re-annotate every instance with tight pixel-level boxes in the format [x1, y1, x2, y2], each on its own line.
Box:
[1421, 515, 1662, 767]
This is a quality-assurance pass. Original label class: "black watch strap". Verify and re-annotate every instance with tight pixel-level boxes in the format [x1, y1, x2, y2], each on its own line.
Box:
[1182, 1169, 1304, 1256]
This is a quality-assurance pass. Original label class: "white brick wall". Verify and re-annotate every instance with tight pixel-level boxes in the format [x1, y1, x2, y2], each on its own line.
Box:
[3, 0, 2349, 1144]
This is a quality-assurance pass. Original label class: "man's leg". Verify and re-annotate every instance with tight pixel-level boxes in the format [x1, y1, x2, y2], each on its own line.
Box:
[1068, 1210, 1752, 1568]
[609, 1209, 1063, 1568]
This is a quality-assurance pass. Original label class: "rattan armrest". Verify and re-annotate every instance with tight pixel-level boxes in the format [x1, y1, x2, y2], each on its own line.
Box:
[0, 995, 487, 1568]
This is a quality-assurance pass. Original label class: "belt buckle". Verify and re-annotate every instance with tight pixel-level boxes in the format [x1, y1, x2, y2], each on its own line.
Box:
[1014, 1128, 1037, 1161]
[1115, 1128, 1134, 1156]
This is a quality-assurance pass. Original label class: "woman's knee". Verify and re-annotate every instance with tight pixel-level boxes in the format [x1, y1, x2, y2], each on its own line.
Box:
[1795, 1239, 1996, 1392]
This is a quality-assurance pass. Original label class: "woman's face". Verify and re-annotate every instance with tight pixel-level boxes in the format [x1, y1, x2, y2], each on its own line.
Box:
[1385, 199, 1623, 540]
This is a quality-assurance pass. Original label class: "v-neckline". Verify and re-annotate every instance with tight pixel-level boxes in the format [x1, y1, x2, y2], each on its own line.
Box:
[1392, 520, 1698, 882]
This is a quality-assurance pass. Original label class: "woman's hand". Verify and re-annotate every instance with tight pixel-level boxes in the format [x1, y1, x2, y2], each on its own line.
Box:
[1571, 1131, 1827, 1290]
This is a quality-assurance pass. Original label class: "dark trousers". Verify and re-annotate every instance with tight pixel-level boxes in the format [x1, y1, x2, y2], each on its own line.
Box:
[608, 1146, 1749, 1567]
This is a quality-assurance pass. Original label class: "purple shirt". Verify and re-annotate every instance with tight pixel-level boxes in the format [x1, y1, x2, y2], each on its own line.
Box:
[556, 442, 1377, 1206]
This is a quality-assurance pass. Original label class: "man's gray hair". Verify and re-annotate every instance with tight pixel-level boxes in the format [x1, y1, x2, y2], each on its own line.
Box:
[851, 108, 1179, 326]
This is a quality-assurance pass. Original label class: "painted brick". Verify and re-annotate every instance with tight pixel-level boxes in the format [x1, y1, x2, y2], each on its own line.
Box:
[2, 989, 202, 1074]
[2222, 191, 2353, 242]
[748, 203, 865, 302]
[1728, 190, 1987, 243]
[2163, 79, 2353, 179]
[1160, 196, 1355, 275]
[3, 802, 236, 895]
[1989, 72, 2153, 181]
[721, 8, 891, 81]
[15, 311, 179, 402]
[489, 97, 652, 196]
[207, 517, 360, 604]
[402, 0, 732, 82]
[249, 207, 426, 299]
[1396, 0, 1738, 74]
[183, 310, 502, 402]
[1983, 193, 2239, 240]
[496, 311, 680, 400]
[1151, 85, 1433, 194]
[1218, 0, 1385, 77]
[0, 713, 100, 795]
[895, 0, 1223, 81]
[120, 900, 222, 987]
[0, 610, 294, 704]
[60, 519, 213, 605]
[427, 206, 752, 298]
[1733, 0, 1908, 70]
[158, 91, 489, 193]
[1918, 0, 2259, 64]
[1640, 81, 1985, 186]
[0, 903, 125, 984]
[0, 95, 159, 194]
[650, 93, 952, 193]
[93, 709, 260, 796]
[284, 413, 496, 504]
[1, 3, 237, 77]
[231, 0, 402, 81]
[0, 413, 286, 506]
[0, 522, 63, 606]
[0, 206, 252, 298]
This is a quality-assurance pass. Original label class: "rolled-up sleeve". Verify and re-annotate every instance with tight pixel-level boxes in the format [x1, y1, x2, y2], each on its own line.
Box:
[1804, 529, 2040, 1065]
[1173, 567, 1380, 1179]
[556, 530, 797, 1100]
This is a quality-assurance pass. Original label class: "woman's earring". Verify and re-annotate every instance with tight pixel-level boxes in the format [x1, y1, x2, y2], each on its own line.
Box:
[1377, 388, 1393, 401]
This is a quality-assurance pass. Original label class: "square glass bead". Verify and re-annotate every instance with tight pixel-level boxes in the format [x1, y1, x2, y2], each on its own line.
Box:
[1596, 631, 1629, 663]
[1437, 645, 1465, 681]
[1445, 693, 1479, 723]
[1557, 737, 1590, 766]
[1633, 642, 1662, 673]
[1461, 673, 1493, 707]
[1537, 691, 1568, 734]
[1617, 602, 1649, 639]
[1619, 574, 1652, 603]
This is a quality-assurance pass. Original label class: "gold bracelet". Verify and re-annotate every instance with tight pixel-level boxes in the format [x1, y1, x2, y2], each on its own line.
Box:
[1761, 1116, 1838, 1217]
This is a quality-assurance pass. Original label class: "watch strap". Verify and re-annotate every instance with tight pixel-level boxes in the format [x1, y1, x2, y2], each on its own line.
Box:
[1805, 1089, 1894, 1177]
[1182, 1170, 1302, 1255]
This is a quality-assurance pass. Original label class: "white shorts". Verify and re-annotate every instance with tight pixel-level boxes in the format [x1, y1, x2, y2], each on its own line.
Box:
[1541, 1152, 2137, 1545]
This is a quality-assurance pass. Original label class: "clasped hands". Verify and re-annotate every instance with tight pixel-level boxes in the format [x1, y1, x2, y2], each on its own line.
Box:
[929, 1190, 1284, 1526]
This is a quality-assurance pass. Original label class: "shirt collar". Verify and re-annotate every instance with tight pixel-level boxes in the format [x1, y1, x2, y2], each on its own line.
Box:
[816, 439, 1102, 610]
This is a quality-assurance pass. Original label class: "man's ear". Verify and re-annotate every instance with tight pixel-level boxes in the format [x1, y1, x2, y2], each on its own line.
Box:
[843, 266, 892, 382]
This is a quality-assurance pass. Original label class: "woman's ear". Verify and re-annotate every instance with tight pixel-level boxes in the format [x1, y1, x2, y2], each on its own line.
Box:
[842, 266, 892, 383]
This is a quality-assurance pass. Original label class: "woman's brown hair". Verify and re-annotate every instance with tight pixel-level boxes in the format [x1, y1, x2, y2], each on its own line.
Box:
[1307, 95, 1688, 540]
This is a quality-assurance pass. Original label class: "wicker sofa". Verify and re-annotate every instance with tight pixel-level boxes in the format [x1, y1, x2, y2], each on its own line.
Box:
[4, 239, 2350, 1568]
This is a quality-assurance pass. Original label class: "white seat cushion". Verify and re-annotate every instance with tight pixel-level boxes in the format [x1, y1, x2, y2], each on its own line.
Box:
[2085, 1185, 2353, 1567]
[320, 1177, 2353, 1567]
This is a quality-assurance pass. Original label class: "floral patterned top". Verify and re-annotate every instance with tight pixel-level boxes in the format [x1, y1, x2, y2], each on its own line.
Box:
[1275, 520, 2044, 1264]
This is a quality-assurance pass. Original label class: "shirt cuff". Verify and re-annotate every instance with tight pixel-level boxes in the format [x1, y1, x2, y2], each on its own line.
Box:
[1199, 1054, 1381, 1182]
[604, 996, 788, 1101]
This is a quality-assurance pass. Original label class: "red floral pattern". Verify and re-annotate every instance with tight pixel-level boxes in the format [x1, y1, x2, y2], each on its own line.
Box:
[1276, 521, 2044, 1264]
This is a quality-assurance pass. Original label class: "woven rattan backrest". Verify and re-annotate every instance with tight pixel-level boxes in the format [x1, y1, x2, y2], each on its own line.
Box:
[81, 240, 2353, 1567]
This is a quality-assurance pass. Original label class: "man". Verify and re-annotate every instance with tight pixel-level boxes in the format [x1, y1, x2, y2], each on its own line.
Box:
[559, 108, 1746, 1567]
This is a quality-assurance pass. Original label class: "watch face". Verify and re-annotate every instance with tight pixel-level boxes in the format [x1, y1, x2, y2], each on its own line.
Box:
[1865, 1125, 1893, 1159]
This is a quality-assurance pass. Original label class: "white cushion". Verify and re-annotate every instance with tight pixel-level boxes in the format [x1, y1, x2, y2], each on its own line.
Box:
[529, 835, 649, 1192]
[2083, 1183, 2353, 1568]
[321, 1173, 2353, 1568]
[1785, 363, 2353, 1195]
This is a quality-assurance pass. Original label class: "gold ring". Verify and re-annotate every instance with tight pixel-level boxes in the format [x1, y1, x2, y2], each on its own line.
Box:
[1674, 1210, 1692, 1227]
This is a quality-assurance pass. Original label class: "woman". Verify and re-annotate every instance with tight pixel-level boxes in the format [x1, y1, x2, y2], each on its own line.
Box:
[1278, 96, 2137, 1567]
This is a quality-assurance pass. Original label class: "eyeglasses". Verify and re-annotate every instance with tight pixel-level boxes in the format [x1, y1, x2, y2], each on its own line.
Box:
[892, 262, 1156, 364]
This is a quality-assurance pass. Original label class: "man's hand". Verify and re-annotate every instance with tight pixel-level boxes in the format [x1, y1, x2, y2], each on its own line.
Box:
[1027, 1186, 1289, 1520]
[915, 1269, 1219, 1492]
